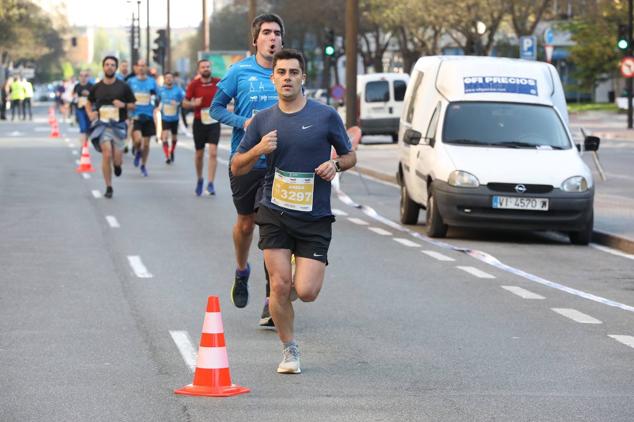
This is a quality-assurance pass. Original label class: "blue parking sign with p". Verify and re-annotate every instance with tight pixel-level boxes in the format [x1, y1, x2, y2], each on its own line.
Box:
[519, 36, 537, 60]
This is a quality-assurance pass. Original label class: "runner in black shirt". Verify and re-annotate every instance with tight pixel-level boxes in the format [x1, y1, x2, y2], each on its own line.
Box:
[86, 56, 136, 198]
[73, 71, 93, 148]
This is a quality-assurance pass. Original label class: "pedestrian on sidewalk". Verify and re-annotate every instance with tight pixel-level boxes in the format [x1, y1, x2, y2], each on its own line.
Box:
[231, 49, 356, 374]
[9, 76, 25, 121]
[21, 78, 33, 120]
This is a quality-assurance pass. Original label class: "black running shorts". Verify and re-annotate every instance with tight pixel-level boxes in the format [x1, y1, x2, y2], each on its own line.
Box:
[255, 205, 333, 264]
[229, 167, 266, 215]
[161, 120, 179, 135]
[133, 118, 156, 137]
[193, 119, 220, 150]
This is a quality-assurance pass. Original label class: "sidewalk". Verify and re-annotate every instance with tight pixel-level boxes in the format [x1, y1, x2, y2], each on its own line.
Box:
[353, 110, 634, 253]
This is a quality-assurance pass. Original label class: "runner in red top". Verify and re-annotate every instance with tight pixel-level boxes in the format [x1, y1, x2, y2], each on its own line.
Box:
[183, 59, 222, 196]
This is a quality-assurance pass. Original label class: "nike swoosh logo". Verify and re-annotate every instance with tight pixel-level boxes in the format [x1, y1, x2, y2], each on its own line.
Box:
[313, 253, 323, 257]
[302, 125, 313, 130]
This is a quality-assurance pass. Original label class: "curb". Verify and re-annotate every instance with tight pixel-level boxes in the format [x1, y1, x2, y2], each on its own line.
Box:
[354, 165, 634, 255]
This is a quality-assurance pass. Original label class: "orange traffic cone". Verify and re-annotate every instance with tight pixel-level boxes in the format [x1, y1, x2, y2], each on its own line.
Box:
[75, 141, 95, 173]
[175, 296, 250, 397]
[50, 121, 60, 138]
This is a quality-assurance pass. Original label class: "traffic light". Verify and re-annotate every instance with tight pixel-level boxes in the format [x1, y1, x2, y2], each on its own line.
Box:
[324, 29, 335, 57]
[153, 29, 166, 67]
[618, 24, 629, 52]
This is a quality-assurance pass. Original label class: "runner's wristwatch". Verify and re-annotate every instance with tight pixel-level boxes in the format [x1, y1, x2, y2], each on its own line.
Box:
[331, 159, 342, 172]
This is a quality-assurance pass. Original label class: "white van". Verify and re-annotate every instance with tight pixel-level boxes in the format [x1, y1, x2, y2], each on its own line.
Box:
[396, 56, 600, 244]
[357, 73, 409, 143]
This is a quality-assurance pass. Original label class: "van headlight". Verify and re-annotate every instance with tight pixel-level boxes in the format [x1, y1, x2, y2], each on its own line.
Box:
[561, 176, 588, 192]
[448, 170, 480, 188]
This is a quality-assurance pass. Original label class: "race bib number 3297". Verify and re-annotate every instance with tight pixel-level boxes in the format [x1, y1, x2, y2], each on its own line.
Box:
[272, 169, 315, 212]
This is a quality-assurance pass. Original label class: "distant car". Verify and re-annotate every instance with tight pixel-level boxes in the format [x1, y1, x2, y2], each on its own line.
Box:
[34, 84, 55, 102]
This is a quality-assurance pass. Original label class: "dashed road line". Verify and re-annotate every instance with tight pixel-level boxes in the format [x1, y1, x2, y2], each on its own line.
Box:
[393, 237, 421, 247]
[71, 150, 78, 155]
[422, 250, 455, 262]
[75, 159, 80, 165]
[169, 330, 197, 372]
[332, 208, 348, 216]
[127, 255, 153, 278]
[105, 216, 120, 228]
[608, 335, 634, 349]
[82, 173, 91, 179]
[457, 266, 496, 279]
[368, 227, 392, 236]
[348, 217, 368, 225]
[91, 190, 101, 198]
[501, 285, 545, 300]
[551, 308, 602, 324]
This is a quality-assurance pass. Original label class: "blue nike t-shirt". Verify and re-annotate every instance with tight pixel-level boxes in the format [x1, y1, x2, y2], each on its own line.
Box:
[212, 55, 278, 169]
[128, 76, 157, 118]
[158, 85, 185, 122]
[237, 99, 352, 221]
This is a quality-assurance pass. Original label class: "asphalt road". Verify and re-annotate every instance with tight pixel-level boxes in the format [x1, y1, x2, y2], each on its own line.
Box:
[1, 105, 633, 421]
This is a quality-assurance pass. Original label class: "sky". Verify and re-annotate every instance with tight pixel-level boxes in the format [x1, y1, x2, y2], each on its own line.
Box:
[38, 0, 221, 28]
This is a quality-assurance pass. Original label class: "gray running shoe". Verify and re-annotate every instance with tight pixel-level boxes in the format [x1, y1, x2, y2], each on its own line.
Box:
[259, 298, 274, 327]
[231, 264, 250, 308]
[277, 343, 301, 374]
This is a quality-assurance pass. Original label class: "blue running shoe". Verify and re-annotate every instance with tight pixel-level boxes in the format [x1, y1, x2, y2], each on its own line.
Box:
[195, 178, 204, 196]
[207, 182, 215, 195]
[133, 151, 141, 167]
[140, 165, 148, 177]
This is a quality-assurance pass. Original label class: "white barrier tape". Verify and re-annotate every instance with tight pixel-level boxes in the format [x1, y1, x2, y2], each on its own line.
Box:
[332, 179, 634, 314]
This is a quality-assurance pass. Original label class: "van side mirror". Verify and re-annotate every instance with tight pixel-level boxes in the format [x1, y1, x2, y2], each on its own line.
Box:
[403, 128, 422, 145]
[584, 135, 600, 151]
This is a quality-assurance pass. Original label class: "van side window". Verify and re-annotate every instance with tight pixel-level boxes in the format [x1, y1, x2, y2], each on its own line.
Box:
[365, 81, 389, 102]
[394, 80, 407, 101]
[405, 72, 423, 124]
[425, 103, 441, 141]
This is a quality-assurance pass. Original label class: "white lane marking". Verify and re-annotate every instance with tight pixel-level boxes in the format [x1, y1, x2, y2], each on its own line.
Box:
[591, 244, 634, 261]
[218, 157, 229, 165]
[422, 250, 455, 262]
[368, 227, 392, 236]
[71, 150, 78, 155]
[35, 127, 52, 132]
[609, 335, 634, 349]
[394, 237, 421, 247]
[75, 160, 80, 165]
[348, 217, 368, 225]
[333, 182, 634, 314]
[501, 285, 545, 300]
[551, 308, 602, 324]
[457, 266, 496, 279]
[169, 330, 197, 372]
[105, 216, 120, 228]
[127, 255, 153, 278]
[332, 208, 348, 216]
[91, 190, 101, 198]
[82, 173, 91, 179]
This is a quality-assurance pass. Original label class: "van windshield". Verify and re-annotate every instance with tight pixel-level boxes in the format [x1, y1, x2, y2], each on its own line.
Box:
[443, 102, 571, 150]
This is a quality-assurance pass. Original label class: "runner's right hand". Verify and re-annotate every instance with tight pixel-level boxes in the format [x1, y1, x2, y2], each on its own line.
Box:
[256, 130, 277, 155]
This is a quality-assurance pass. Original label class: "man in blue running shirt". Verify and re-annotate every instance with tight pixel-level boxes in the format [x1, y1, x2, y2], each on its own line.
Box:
[157, 72, 185, 164]
[211, 14, 284, 326]
[128, 59, 158, 177]
[231, 49, 356, 373]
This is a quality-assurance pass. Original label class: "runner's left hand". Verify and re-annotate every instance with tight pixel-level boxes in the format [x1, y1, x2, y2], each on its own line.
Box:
[315, 160, 337, 182]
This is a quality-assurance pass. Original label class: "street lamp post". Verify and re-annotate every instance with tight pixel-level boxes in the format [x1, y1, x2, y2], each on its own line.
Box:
[146, 0, 150, 62]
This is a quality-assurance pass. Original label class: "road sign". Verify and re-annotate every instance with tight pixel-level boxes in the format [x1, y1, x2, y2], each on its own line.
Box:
[544, 28, 554, 45]
[331, 84, 345, 101]
[519, 36, 537, 60]
[620, 57, 634, 78]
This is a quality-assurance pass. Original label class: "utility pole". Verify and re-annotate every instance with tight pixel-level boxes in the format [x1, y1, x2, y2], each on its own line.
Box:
[166, 0, 171, 72]
[345, 0, 359, 129]
[248, 0, 256, 54]
[627, 0, 634, 129]
[146, 0, 150, 62]
[202, 0, 209, 51]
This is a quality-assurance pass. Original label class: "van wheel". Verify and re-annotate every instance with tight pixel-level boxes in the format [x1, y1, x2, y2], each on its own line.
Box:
[426, 187, 448, 238]
[400, 183, 419, 224]
[391, 133, 398, 143]
[569, 211, 593, 245]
